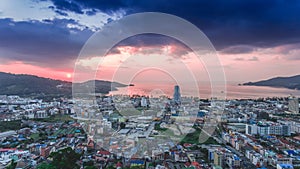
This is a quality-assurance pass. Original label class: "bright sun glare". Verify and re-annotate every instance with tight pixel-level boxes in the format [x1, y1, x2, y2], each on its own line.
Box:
[66, 73, 72, 78]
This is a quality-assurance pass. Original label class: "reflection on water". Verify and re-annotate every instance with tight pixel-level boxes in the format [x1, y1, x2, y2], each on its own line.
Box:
[109, 82, 300, 99]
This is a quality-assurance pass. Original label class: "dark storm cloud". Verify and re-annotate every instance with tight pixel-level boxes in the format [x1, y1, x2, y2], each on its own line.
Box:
[234, 56, 259, 62]
[47, 0, 300, 50]
[279, 43, 300, 61]
[48, 0, 132, 14]
[50, 0, 83, 14]
[55, 9, 69, 16]
[248, 56, 259, 61]
[0, 18, 93, 68]
[110, 34, 191, 57]
[221, 45, 256, 54]
[285, 55, 300, 61]
[117, 34, 184, 48]
[2, 0, 300, 69]
[85, 9, 97, 16]
[234, 58, 245, 61]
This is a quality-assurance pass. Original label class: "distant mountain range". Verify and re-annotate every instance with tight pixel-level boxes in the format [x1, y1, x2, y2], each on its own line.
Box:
[243, 75, 300, 90]
[0, 72, 127, 98]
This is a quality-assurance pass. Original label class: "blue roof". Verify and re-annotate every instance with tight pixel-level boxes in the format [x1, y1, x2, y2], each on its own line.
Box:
[279, 164, 294, 169]
[168, 142, 175, 147]
[286, 150, 297, 155]
[130, 160, 144, 164]
[233, 155, 240, 160]
[36, 144, 47, 148]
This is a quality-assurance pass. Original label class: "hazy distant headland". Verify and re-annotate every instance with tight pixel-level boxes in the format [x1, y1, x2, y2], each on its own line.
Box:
[0, 72, 127, 98]
[242, 75, 300, 90]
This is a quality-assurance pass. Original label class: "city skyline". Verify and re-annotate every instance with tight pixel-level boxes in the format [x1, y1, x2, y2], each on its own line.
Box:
[1, 1, 300, 169]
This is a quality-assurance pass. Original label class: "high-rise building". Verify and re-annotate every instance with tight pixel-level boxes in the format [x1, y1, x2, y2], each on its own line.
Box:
[288, 96, 299, 113]
[246, 124, 258, 135]
[245, 124, 291, 136]
[173, 85, 181, 104]
[213, 151, 223, 167]
[141, 97, 148, 107]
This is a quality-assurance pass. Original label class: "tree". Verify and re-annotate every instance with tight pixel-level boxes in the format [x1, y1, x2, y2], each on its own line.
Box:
[6, 159, 17, 169]
[85, 166, 97, 169]
[49, 147, 81, 169]
[50, 147, 81, 169]
[120, 122, 126, 129]
[83, 160, 97, 169]
[37, 162, 56, 169]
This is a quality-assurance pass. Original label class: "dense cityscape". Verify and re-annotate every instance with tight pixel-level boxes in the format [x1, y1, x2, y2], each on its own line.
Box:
[1, 0, 300, 169]
[0, 85, 299, 169]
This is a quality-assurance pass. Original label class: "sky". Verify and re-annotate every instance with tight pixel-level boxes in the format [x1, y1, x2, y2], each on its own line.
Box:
[0, 0, 300, 84]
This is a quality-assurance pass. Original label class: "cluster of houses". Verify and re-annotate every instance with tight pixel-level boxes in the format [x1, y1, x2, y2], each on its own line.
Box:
[0, 120, 87, 168]
[0, 94, 300, 169]
[0, 95, 74, 121]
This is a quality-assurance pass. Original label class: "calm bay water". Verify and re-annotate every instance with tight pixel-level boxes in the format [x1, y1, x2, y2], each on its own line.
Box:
[109, 82, 300, 99]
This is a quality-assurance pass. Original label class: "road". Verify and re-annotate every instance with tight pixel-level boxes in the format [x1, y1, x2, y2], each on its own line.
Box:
[200, 127, 223, 144]
[225, 144, 256, 169]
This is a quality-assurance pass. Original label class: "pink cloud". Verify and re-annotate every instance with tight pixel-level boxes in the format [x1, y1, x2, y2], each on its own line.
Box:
[1, 42, 300, 85]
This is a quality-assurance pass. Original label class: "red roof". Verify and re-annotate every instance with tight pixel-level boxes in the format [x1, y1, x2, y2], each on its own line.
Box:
[0, 148, 17, 152]
[116, 162, 122, 167]
[185, 162, 191, 167]
[97, 150, 110, 155]
[183, 143, 193, 148]
[192, 161, 200, 166]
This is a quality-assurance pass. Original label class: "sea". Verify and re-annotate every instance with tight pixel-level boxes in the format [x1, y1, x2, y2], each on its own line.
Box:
[109, 82, 300, 99]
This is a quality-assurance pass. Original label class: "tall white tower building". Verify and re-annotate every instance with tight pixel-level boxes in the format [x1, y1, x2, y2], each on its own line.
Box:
[288, 96, 299, 113]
